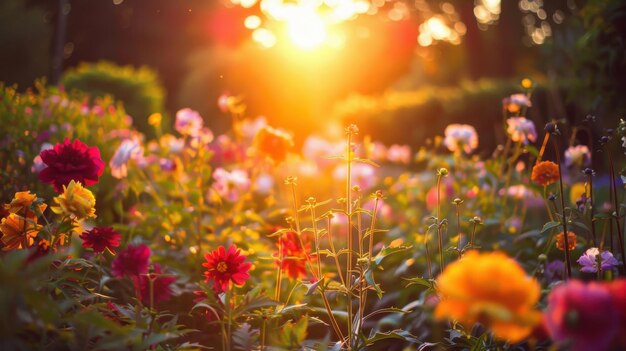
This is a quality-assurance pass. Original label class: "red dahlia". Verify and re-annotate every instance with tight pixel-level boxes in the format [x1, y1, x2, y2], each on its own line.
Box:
[80, 227, 122, 254]
[203, 245, 251, 293]
[39, 138, 105, 192]
[111, 244, 151, 277]
[139, 264, 176, 305]
[276, 231, 313, 280]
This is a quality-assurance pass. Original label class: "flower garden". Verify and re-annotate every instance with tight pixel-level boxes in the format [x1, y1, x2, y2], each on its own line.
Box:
[1, 1, 626, 350]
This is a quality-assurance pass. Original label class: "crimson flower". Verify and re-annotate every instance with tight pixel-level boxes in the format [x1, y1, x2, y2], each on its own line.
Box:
[203, 245, 251, 293]
[544, 280, 619, 351]
[111, 244, 151, 277]
[607, 279, 626, 348]
[139, 264, 176, 305]
[39, 138, 105, 192]
[80, 227, 121, 253]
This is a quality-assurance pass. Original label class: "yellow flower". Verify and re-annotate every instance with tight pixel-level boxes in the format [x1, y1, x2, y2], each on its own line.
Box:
[51, 180, 96, 220]
[435, 251, 540, 343]
[521, 78, 533, 89]
[0, 213, 39, 250]
[148, 113, 162, 127]
[5, 191, 46, 218]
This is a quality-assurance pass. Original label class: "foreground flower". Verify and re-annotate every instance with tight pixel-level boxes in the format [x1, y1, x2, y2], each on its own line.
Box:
[555, 232, 576, 251]
[254, 126, 294, 163]
[531, 161, 559, 186]
[110, 138, 143, 179]
[80, 227, 121, 253]
[51, 180, 96, 220]
[564, 145, 591, 168]
[577, 247, 620, 273]
[111, 243, 151, 277]
[435, 251, 540, 342]
[506, 117, 537, 144]
[203, 245, 251, 293]
[39, 138, 104, 192]
[606, 279, 626, 347]
[276, 231, 313, 279]
[139, 264, 176, 305]
[175, 108, 204, 137]
[0, 213, 39, 250]
[544, 280, 619, 351]
[443, 124, 478, 154]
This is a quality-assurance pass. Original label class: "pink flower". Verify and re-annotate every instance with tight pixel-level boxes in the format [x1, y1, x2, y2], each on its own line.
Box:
[212, 168, 250, 202]
[333, 163, 377, 190]
[387, 144, 411, 164]
[443, 124, 478, 154]
[544, 280, 619, 351]
[175, 108, 204, 137]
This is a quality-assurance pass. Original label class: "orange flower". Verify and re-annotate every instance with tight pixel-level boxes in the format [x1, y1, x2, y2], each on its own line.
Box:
[555, 231, 576, 251]
[254, 126, 294, 163]
[435, 251, 541, 343]
[0, 213, 40, 251]
[531, 161, 559, 186]
[5, 191, 46, 218]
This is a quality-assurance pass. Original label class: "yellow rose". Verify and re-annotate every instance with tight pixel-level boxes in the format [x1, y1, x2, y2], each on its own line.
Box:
[51, 180, 96, 220]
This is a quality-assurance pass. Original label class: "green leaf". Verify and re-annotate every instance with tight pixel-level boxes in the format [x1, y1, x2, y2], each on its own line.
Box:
[541, 221, 562, 233]
[403, 277, 436, 291]
[365, 330, 420, 346]
[233, 323, 259, 351]
[373, 245, 412, 266]
[364, 269, 383, 299]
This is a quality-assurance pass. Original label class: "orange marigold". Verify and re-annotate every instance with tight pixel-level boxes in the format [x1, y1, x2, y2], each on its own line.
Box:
[531, 161, 559, 186]
[555, 231, 576, 251]
[0, 213, 40, 251]
[435, 251, 541, 343]
[254, 126, 294, 163]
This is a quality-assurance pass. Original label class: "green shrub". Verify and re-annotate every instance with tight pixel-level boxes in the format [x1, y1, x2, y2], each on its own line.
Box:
[61, 61, 166, 137]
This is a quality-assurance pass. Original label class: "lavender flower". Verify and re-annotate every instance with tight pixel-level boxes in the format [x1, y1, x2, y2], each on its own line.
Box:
[175, 108, 204, 137]
[577, 248, 620, 273]
[503, 93, 532, 113]
[564, 145, 591, 168]
[110, 138, 143, 179]
[506, 117, 537, 144]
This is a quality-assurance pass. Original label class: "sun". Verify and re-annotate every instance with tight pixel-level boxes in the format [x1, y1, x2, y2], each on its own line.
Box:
[285, 10, 328, 49]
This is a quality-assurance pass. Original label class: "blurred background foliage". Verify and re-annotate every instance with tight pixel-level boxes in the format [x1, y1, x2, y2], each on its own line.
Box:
[0, 0, 624, 147]
[61, 61, 167, 137]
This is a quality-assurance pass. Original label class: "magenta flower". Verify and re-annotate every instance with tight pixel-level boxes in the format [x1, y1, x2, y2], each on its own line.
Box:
[139, 264, 176, 305]
[39, 138, 105, 192]
[111, 244, 151, 277]
[80, 227, 121, 254]
[577, 247, 620, 273]
[544, 280, 619, 351]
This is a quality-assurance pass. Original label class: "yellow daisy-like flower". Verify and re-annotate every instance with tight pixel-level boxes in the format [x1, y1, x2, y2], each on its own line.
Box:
[435, 251, 541, 343]
[0, 213, 39, 250]
[51, 180, 96, 220]
[5, 191, 46, 218]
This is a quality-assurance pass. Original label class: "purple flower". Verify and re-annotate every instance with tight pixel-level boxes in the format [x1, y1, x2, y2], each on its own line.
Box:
[577, 248, 620, 273]
[544, 260, 565, 282]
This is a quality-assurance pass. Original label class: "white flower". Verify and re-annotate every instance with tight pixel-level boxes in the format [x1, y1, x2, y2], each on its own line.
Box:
[564, 145, 591, 168]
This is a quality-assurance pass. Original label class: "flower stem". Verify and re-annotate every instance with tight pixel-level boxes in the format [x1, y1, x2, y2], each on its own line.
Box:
[436, 174, 444, 275]
[552, 137, 572, 279]
[606, 146, 625, 273]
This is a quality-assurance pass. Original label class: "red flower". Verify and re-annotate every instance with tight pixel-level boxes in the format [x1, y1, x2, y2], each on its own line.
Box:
[80, 227, 121, 253]
[544, 280, 618, 351]
[139, 264, 176, 305]
[39, 138, 105, 192]
[111, 244, 151, 277]
[275, 231, 313, 280]
[203, 245, 251, 293]
[254, 126, 294, 163]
